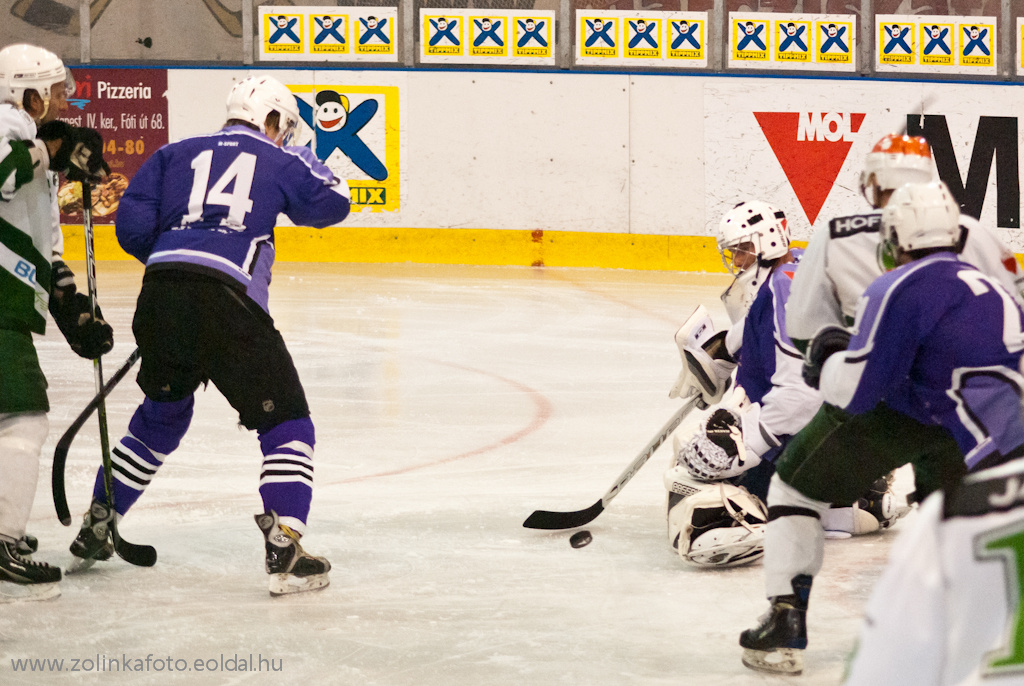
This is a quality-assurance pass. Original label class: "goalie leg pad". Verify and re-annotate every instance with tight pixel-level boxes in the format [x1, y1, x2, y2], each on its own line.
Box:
[665, 469, 768, 568]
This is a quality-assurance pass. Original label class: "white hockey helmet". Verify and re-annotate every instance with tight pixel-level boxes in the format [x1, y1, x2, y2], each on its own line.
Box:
[879, 181, 962, 268]
[665, 469, 767, 568]
[717, 201, 790, 275]
[226, 75, 301, 145]
[0, 43, 72, 118]
[859, 134, 936, 208]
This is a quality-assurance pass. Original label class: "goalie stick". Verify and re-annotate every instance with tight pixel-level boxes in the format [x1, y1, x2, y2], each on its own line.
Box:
[523, 392, 701, 530]
[52, 346, 140, 525]
[78, 180, 156, 567]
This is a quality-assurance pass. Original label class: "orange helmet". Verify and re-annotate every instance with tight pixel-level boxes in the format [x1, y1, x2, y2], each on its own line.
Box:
[859, 134, 936, 208]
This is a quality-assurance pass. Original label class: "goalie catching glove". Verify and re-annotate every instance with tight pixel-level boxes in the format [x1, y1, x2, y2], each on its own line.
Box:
[669, 305, 736, 409]
[49, 260, 113, 359]
[675, 388, 781, 482]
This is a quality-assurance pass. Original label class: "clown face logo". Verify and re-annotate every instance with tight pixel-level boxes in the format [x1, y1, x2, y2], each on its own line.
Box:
[970, 26, 980, 40]
[367, 16, 379, 30]
[276, 16, 288, 29]
[525, 18, 536, 31]
[786, 22, 796, 36]
[315, 91, 348, 132]
[437, 17, 448, 31]
[929, 26, 941, 39]
[889, 25, 901, 38]
[322, 16, 334, 29]
[593, 19, 603, 32]
[481, 18, 492, 31]
[827, 23, 837, 38]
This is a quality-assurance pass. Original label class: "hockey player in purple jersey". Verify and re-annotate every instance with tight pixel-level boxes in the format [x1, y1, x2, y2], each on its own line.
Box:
[68, 75, 351, 596]
[740, 181, 1024, 674]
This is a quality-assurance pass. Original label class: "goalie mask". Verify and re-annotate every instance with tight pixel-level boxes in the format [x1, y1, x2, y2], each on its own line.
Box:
[859, 134, 935, 209]
[664, 470, 768, 568]
[226, 75, 301, 146]
[717, 201, 789, 322]
[0, 43, 73, 121]
[717, 201, 790, 275]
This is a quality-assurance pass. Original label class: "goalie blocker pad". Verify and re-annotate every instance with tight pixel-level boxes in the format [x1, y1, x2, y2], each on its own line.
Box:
[669, 305, 736, 407]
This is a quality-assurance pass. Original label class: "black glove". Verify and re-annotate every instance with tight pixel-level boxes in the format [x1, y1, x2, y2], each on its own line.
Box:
[49, 260, 114, 359]
[37, 121, 110, 182]
[802, 325, 852, 389]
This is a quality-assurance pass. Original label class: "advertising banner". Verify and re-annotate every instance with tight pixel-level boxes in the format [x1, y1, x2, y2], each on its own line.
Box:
[258, 6, 399, 62]
[876, 14, 996, 75]
[576, 11, 707, 68]
[58, 68, 169, 225]
[728, 13, 856, 72]
[419, 9, 555, 65]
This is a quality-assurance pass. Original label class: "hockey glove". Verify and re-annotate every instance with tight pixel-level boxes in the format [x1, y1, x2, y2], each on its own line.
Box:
[49, 261, 114, 359]
[802, 325, 851, 390]
[37, 121, 110, 182]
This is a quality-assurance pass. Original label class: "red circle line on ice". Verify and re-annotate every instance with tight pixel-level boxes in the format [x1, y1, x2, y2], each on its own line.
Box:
[330, 358, 553, 485]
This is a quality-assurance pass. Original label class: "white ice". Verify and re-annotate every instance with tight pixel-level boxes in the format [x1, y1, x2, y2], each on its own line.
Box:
[1, 262, 911, 685]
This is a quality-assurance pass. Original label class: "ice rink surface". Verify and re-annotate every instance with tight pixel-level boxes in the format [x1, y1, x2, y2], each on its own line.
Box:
[1, 261, 913, 685]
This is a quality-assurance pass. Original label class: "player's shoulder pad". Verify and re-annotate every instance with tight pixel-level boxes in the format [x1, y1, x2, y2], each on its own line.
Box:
[828, 212, 881, 239]
[944, 460, 1024, 519]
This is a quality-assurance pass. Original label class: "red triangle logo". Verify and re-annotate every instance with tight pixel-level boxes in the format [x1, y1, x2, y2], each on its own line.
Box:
[754, 112, 865, 225]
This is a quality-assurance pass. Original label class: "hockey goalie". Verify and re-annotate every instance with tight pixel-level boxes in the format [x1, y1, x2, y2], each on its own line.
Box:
[663, 202, 905, 568]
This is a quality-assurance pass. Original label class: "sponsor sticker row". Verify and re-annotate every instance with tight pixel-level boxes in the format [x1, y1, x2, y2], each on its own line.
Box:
[876, 15, 996, 74]
[259, 6, 398, 62]
[728, 13, 856, 71]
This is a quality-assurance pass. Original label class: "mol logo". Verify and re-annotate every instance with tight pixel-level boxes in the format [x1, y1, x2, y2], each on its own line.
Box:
[755, 111, 865, 224]
[796, 112, 857, 142]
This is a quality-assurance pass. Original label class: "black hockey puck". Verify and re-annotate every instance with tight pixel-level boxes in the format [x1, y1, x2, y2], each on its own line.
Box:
[569, 530, 593, 548]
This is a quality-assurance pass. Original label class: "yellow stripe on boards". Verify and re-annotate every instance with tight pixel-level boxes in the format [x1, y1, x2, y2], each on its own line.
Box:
[56, 226, 936, 273]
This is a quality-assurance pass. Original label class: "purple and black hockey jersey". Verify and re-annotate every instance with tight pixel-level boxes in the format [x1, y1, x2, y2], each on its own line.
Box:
[821, 253, 1024, 469]
[116, 125, 351, 312]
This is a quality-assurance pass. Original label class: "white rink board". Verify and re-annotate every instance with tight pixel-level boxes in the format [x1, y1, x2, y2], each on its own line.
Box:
[166, 69, 1023, 250]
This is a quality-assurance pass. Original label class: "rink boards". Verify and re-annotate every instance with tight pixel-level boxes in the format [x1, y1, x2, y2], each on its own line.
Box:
[60, 67, 1024, 271]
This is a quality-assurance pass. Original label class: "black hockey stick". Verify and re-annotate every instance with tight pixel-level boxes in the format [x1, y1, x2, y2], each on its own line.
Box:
[523, 392, 701, 530]
[52, 346, 140, 525]
[81, 180, 157, 567]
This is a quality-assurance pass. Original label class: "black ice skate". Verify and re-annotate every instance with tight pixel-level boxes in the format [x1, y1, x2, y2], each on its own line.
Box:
[255, 511, 331, 597]
[0, 537, 61, 603]
[739, 574, 811, 675]
[17, 534, 38, 558]
[68, 500, 115, 572]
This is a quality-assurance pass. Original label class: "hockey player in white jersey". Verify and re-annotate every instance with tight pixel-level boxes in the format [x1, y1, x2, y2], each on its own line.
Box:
[787, 132, 1024, 348]
[740, 181, 1024, 675]
[845, 457, 1024, 685]
[0, 43, 112, 600]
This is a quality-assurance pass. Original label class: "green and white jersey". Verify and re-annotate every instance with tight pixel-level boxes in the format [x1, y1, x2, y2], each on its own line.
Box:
[0, 103, 60, 334]
[846, 459, 1024, 685]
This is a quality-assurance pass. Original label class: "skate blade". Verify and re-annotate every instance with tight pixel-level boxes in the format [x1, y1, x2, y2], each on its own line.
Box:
[268, 572, 330, 597]
[65, 556, 99, 574]
[0, 581, 61, 604]
[741, 647, 803, 675]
